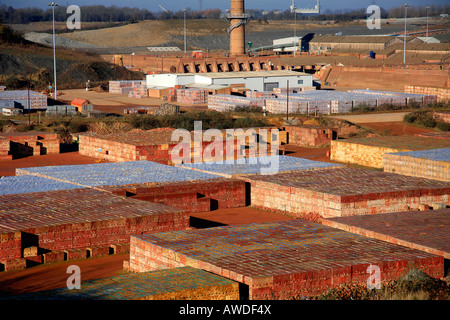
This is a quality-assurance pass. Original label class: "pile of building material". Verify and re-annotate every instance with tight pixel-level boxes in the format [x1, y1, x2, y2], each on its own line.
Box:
[128, 219, 443, 299]
[405, 85, 449, 102]
[175, 88, 208, 104]
[151, 103, 180, 116]
[246, 91, 275, 99]
[0, 175, 84, 195]
[8, 267, 239, 300]
[0, 132, 60, 159]
[0, 137, 12, 160]
[0, 90, 47, 109]
[208, 94, 265, 112]
[0, 188, 188, 271]
[384, 148, 450, 182]
[242, 167, 450, 218]
[46, 105, 77, 116]
[331, 135, 450, 168]
[109, 80, 146, 94]
[128, 83, 149, 98]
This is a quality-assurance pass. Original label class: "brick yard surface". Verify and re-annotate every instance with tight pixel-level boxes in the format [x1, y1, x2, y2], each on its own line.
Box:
[16, 161, 220, 188]
[384, 148, 450, 182]
[331, 135, 450, 168]
[323, 208, 450, 259]
[416, 131, 450, 140]
[5, 267, 239, 300]
[178, 155, 342, 178]
[0, 175, 84, 195]
[0, 188, 188, 266]
[129, 220, 443, 299]
[242, 167, 450, 218]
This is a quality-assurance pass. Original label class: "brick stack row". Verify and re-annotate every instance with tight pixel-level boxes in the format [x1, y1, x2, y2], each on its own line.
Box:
[242, 167, 450, 219]
[109, 81, 146, 94]
[128, 220, 444, 299]
[175, 88, 208, 104]
[0, 137, 11, 160]
[208, 95, 265, 112]
[405, 85, 449, 102]
[128, 83, 149, 98]
[106, 178, 246, 214]
[0, 188, 189, 271]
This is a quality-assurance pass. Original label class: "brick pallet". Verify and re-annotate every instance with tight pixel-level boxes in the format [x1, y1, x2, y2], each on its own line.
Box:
[0, 90, 47, 109]
[109, 80, 146, 94]
[208, 95, 265, 112]
[0, 137, 11, 160]
[0, 188, 188, 270]
[331, 135, 450, 168]
[323, 208, 450, 259]
[283, 125, 336, 147]
[175, 88, 208, 104]
[0, 132, 60, 160]
[405, 85, 449, 102]
[241, 167, 450, 218]
[6, 267, 239, 300]
[128, 220, 443, 299]
[384, 148, 450, 182]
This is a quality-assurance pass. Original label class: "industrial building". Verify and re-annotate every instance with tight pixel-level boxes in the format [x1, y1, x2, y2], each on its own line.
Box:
[146, 70, 313, 93]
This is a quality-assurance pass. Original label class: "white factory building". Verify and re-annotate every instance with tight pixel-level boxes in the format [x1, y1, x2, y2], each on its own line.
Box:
[146, 70, 313, 92]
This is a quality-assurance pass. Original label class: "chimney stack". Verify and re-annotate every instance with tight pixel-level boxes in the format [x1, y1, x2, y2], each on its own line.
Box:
[225, 0, 249, 56]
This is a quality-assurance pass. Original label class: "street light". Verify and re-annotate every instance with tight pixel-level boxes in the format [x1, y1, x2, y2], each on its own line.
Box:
[48, 2, 58, 100]
[183, 9, 187, 54]
[403, 4, 409, 65]
[425, 6, 430, 38]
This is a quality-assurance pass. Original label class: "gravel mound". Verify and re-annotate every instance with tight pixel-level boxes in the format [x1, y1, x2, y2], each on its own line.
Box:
[23, 32, 99, 49]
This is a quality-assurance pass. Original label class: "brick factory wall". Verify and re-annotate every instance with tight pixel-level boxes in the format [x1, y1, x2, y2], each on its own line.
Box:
[0, 189, 189, 271]
[283, 125, 337, 147]
[105, 178, 246, 213]
[384, 149, 450, 182]
[129, 220, 444, 299]
[242, 168, 450, 218]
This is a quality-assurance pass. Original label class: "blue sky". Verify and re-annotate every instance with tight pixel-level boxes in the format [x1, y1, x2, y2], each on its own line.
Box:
[1, 0, 448, 11]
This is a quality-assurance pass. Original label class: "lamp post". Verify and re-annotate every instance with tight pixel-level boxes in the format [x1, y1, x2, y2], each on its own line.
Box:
[403, 4, 409, 65]
[183, 9, 187, 54]
[425, 6, 430, 38]
[49, 2, 58, 100]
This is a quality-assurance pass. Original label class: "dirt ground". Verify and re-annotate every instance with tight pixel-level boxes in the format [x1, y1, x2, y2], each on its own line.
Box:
[0, 207, 293, 296]
[358, 122, 435, 136]
[0, 152, 105, 177]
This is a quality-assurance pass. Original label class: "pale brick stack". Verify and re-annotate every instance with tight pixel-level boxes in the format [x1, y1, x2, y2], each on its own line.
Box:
[175, 88, 208, 104]
[208, 94, 265, 112]
[405, 85, 449, 102]
[0, 137, 11, 160]
[384, 148, 450, 182]
[109, 80, 146, 94]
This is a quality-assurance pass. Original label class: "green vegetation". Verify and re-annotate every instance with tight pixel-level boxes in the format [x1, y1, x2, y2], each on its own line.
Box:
[403, 110, 450, 131]
[299, 270, 450, 300]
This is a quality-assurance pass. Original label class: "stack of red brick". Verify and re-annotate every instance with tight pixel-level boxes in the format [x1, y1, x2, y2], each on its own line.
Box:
[104, 178, 246, 213]
[283, 125, 337, 147]
[0, 137, 11, 160]
[0, 132, 59, 160]
[0, 188, 189, 271]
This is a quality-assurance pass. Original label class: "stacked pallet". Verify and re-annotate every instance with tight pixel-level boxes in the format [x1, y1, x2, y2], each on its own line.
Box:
[151, 103, 180, 116]
[265, 97, 309, 114]
[208, 95, 265, 112]
[46, 105, 77, 116]
[0, 175, 84, 196]
[0, 132, 60, 159]
[384, 148, 450, 182]
[0, 137, 11, 160]
[434, 111, 450, 124]
[109, 81, 146, 94]
[273, 87, 303, 94]
[405, 85, 449, 102]
[175, 88, 208, 104]
[128, 83, 149, 98]
[0, 90, 47, 109]
[246, 91, 275, 99]
[242, 167, 450, 219]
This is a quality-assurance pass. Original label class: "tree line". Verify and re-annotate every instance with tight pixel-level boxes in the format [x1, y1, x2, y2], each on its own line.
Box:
[0, 4, 449, 24]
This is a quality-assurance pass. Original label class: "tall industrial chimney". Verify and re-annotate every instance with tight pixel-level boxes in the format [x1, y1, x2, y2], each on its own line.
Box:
[225, 0, 249, 56]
